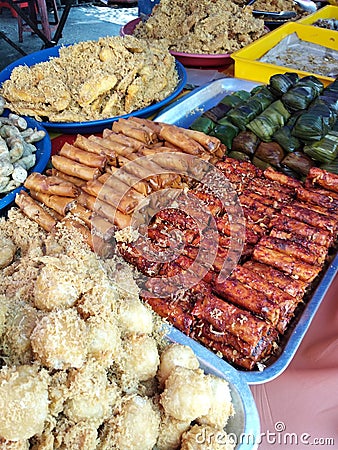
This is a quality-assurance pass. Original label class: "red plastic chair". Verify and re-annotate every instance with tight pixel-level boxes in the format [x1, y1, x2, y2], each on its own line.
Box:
[0, 0, 29, 17]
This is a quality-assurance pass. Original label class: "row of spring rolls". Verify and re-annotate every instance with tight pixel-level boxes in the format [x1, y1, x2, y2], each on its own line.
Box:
[15, 117, 225, 255]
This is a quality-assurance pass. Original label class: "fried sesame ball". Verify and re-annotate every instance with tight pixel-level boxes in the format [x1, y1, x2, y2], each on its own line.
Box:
[157, 343, 200, 387]
[0, 365, 49, 441]
[30, 309, 88, 369]
[112, 395, 161, 450]
[160, 367, 212, 422]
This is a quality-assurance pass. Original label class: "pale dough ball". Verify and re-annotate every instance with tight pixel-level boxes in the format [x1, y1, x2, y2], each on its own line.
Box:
[64, 361, 119, 423]
[156, 414, 191, 450]
[197, 374, 234, 429]
[0, 365, 49, 441]
[160, 367, 212, 422]
[30, 309, 88, 369]
[180, 424, 236, 450]
[86, 314, 121, 366]
[157, 343, 199, 386]
[33, 265, 81, 311]
[113, 395, 160, 450]
[122, 334, 159, 382]
[118, 298, 153, 334]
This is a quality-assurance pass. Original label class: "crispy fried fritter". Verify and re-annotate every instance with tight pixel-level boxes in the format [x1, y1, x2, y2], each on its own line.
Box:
[0, 36, 179, 123]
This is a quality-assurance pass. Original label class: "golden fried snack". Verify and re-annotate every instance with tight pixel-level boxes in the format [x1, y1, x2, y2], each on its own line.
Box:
[15, 190, 57, 232]
[64, 361, 119, 423]
[120, 334, 160, 383]
[157, 343, 199, 387]
[117, 297, 154, 335]
[0, 365, 49, 441]
[86, 313, 122, 367]
[30, 309, 88, 369]
[197, 374, 234, 429]
[33, 264, 81, 311]
[156, 414, 191, 450]
[111, 395, 161, 450]
[0, 236, 16, 269]
[160, 367, 212, 422]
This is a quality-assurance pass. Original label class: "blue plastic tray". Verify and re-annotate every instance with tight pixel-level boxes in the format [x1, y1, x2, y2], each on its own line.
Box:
[0, 115, 51, 211]
[0, 46, 187, 134]
[155, 77, 338, 384]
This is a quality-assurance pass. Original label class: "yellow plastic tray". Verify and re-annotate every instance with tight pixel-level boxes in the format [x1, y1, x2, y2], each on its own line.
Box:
[231, 22, 337, 86]
[297, 5, 338, 24]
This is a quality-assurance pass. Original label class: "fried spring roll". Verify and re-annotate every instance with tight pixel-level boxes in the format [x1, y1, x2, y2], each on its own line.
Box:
[295, 186, 338, 211]
[159, 123, 205, 155]
[73, 134, 117, 164]
[190, 189, 224, 216]
[191, 291, 275, 347]
[82, 179, 143, 215]
[195, 320, 275, 361]
[112, 118, 156, 145]
[259, 235, 325, 267]
[239, 193, 278, 218]
[106, 166, 151, 196]
[61, 218, 114, 258]
[269, 229, 328, 264]
[181, 128, 221, 154]
[269, 215, 333, 248]
[98, 172, 146, 201]
[248, 177, 294, 201]
[213, 278, 280, 326]
[48, 168, 87, 187]
[91, 214, 116, 241]
[141, 293, 194, 334]
[59, 142, 107, 170]
[77, 191, 131, 229]
[263, 166, 301, 190]
[24, 173, 79, 197]
[104, 129, 145, 150]
[231, 265, 299, 332]
[15, 190, 56, 232]
[194, 333, 257, 370]
[253, 244, 322, 283]
[52, 155, 101, 181]
[137, 148, 192, 172]
[306, 167, 338, 193]
[128, 117, 162, 136]
[116, 241, 162, 277]
[243, 260, 308, 299]
[30, 190, 75, 216]
[69, 204, 93, 228]
[88, 135, 133, 158]
[216, 158, 263, 179]
[281, 204, 337, 234]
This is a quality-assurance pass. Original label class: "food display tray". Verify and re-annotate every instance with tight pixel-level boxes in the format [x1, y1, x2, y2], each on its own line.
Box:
[230, 22, 337, 87]
[0, 46, 187, 134]
[297, 5, 338, 26]
[155, 77, 338, 384]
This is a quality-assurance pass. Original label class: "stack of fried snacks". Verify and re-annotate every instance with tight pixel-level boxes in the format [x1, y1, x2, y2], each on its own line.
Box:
[15, 117, 338, 371]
